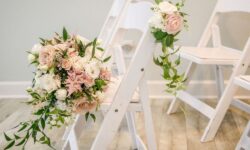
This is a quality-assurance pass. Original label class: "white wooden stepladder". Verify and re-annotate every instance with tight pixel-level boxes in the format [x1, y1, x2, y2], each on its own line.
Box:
[63, 1, 157, 150]
[214, 37, 250, 150]
[167, 0, 250, 142]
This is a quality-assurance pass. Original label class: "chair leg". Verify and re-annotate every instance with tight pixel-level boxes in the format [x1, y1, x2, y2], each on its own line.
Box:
[214, 65, 225, 98]
[126, 112, 140, 150]
[139, 75, 157, 150]
[201, 83, 239, 142]
[167, 62, 197, 114]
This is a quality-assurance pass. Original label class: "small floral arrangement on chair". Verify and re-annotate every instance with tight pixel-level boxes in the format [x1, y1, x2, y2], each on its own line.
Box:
[149, 0, 188, 94]
[3, 28, 111, 149]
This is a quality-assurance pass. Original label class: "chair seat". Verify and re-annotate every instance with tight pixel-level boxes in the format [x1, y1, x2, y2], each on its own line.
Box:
[179, 46, 242, 65]
[234, 75, 250, 90]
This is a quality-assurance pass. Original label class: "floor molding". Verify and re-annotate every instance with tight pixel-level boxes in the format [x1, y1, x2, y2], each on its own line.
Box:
[0, 80, 250, 99]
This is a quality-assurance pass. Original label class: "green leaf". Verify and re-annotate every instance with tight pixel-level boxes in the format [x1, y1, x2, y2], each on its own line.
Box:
[4, 133, 12, 141]
[103, 56, 111, 62]
[14, 134, 21, 140]
[175, 56, 181, 65]
[153, 57, 163, 66]
[91, 38, 97, 58]
[78, 40, 85, 57]
[4, 140, 15, 150]
[39, 136, 45, 142]
[85, 112, 90, 121]
[16, 138, 26, 146]
[63, 27, 68, 41]
[153, 30, 167, 41]
[95, 79, 106, 90]
[41, 118, 45, 129]
[90, 114, 96, 122]
[97, 47, 104, 51]
[34, 109, 44, 115]
[165, 35, 174, 47]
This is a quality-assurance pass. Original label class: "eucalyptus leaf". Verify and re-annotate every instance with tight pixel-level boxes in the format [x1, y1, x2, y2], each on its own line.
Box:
[63, 27, 68, 41]
[103, 56, 111, 62]
[4, 140, 15, 150]
[4, 133, 12, 141]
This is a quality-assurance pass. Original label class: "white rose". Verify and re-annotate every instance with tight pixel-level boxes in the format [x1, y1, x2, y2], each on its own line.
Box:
[85, 61, 101, 79]
[55, 89, 67, 101]
[38, 65, 48, 71]
[28, 54, 36, 63]
[31, 44, 42, 54]
[39, 74, 60, 93]
[159, 1, 177, 14]
[149, 14, 165, 30]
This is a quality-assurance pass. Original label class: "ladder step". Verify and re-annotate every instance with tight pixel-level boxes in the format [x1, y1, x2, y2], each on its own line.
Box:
[232, 98, 250, 114]
[177, 91, 215, 119]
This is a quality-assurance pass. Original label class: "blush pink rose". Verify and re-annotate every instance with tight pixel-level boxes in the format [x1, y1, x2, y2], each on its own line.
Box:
[100, 69, 111, 81]
[72, 98, 97, 113]
[39, 45, 55, 67]
[61, 59, 71, 70]
[165, 13, 183, 35]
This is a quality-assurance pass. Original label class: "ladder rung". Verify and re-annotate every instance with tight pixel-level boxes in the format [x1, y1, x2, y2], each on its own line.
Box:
[177, 91, 215, 119]
[232, 98, 250, 114]
[234, 76, 250, 91]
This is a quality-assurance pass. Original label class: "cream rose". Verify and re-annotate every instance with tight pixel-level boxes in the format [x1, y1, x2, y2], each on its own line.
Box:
[84, 61, 101, 79]
[159, 1, 177, 14]
[55, 88, 67, 101]
[39, 45, 55, 68]
[165, 13, 183, 34]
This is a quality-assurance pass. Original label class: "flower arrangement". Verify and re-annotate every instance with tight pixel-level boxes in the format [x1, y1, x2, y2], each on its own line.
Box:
[3, 28, 111, 149]
[149, 0, 187, 94]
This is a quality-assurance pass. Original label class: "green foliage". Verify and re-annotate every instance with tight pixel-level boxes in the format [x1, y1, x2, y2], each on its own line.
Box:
[103, 56, 111, 63]
[151, 29, 186, 95]
[91, 38, 97, 59]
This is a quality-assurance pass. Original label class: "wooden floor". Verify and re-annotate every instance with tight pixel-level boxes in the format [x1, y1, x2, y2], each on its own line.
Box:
[0, 98, 249, 150]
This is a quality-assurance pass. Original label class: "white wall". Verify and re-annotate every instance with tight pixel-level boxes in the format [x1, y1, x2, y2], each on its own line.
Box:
[0, 0, 250, 98]
[0, 0, 113, 81]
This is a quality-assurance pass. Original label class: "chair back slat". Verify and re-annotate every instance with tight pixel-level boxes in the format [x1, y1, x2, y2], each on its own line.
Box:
[216, 0, 250, 13]
[198, 0, 250, 47]
[120, 2, 153, 32]
[99, 0, 129, 48]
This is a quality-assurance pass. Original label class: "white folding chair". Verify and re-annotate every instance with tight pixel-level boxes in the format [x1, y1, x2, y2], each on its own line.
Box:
[62, 0, 151, 149]
[98, 0, 128, 48]
[63, 1, 157, 150]
[167, 0, 250, 142]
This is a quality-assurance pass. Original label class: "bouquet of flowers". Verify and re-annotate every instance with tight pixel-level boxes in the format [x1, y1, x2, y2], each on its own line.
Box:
[149, 0, 188, 94]
[3, 28, 111, 149]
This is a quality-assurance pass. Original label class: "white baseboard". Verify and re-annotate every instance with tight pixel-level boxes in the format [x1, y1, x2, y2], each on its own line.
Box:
[0, 80, 250, 99]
